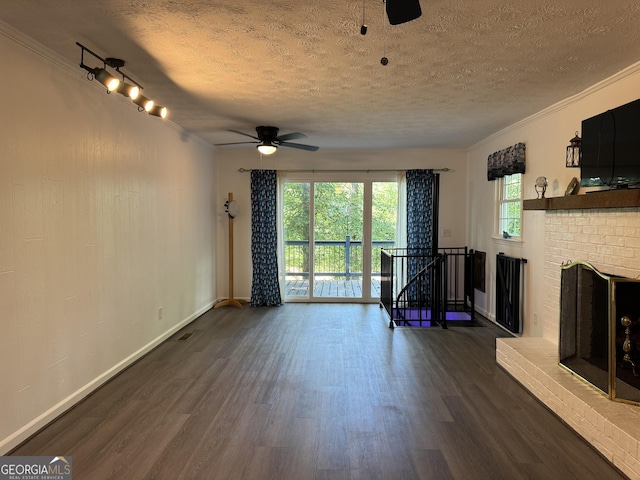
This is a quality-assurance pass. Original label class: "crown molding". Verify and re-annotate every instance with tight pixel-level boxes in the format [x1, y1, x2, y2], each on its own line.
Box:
[0, 19, 78, 75]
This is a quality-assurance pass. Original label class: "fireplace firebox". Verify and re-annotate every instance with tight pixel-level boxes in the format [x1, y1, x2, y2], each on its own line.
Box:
[559, 261, 640, 405]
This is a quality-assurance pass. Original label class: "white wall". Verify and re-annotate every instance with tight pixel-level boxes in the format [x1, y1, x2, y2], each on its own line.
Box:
[215, 147, 468, 300]
[467, 61, 640, 338]
[0, 27, 216, 452]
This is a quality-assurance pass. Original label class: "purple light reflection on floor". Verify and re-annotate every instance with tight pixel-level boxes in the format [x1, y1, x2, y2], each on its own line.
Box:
[392, 308, 474, 327]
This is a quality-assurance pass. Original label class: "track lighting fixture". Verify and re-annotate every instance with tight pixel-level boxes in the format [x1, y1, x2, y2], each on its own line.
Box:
[77, 42, 168, 120]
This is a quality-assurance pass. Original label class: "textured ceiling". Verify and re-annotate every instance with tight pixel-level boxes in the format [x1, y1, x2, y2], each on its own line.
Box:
[2, 1, 640, 150]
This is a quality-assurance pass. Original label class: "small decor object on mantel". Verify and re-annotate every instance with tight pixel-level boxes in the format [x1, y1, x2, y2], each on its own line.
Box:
[535, 176, 548, 198]
[565, 177, 580, 196]
[566, 132, 582, 167]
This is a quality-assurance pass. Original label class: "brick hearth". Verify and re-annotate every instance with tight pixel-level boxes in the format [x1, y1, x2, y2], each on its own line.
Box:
[497, 205, 640, 479]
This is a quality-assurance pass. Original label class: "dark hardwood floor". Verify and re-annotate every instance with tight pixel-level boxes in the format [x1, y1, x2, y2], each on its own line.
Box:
[11, 304, 626, 479]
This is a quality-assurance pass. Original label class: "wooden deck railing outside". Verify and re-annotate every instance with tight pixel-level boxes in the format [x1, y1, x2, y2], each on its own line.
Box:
[285, 237, 392, 297]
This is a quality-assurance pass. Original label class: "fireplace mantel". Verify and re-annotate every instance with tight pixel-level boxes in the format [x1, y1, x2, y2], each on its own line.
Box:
[523, 188, 640, 211]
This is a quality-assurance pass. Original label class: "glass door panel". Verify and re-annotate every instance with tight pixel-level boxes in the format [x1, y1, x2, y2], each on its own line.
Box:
[371, 182, 398, 297]
[283, 182, 310, 298]
[313, 182, 363, 298]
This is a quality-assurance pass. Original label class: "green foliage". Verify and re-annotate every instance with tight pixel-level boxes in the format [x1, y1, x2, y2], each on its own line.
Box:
[372, 182, 398, 241]
[284, 181, 397, 242]
[314, 182, 363, 241]
[500, 173, 522, 236]
[283, 181, 399, 276]
[283, 183, 310, 241]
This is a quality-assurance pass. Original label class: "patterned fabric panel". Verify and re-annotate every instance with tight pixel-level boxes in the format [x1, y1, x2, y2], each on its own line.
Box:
[487, 142, 526, 181]
[250, 170, 282, 307]
[406, 169, 434, 304]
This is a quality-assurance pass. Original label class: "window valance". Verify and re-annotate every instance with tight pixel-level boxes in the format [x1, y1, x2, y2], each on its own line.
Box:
[487, 142, 526, 181]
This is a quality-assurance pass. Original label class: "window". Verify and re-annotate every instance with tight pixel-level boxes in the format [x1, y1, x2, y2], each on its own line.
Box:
[282, 174, 398, 302]
[496, 173, 522, 239]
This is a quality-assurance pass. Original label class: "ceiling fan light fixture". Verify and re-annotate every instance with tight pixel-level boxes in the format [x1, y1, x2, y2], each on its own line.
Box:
[216, 126, 318, 152]
[257, 142, 277, 155]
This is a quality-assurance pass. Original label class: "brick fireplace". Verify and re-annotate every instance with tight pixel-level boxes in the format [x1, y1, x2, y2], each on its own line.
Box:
[496, 192, 640, 479]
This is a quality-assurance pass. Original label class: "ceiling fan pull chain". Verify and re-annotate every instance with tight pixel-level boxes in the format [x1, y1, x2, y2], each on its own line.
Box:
[361, 0, 367, 35]
[381, 0, 388, 65]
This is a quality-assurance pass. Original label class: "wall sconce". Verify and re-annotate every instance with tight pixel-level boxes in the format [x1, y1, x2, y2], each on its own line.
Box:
[566, 131, 581, 167]
[77, 42, 168, 119]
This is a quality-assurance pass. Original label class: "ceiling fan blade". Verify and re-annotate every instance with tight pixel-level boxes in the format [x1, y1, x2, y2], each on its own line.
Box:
[215, 141, 260, 146]
[228, 129, 260, 140]
[277, 132, 306, 141]
[279, 141, 319, 152]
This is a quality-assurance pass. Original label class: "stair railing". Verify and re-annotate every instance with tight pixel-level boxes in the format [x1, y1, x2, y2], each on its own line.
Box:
[380, 247, 474, 328]
[394, 254, 447, 328]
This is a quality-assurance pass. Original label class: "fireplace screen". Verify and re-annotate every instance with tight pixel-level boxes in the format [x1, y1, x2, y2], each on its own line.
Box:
[559, 261, 640, 405]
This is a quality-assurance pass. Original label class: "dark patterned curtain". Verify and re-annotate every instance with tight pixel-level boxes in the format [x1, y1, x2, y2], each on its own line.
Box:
[250, 170, 282, 307]
[487, 142, 526, 180]
[406, 169, 435, 304]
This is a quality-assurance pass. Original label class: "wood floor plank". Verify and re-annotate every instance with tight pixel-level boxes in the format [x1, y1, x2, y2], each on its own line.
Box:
[409, 449, 455, 480]
[10, 304, 627, 479]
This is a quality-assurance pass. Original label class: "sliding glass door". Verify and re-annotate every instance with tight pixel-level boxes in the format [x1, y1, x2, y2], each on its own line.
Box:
[313, 182, 364, 298]
[283, 174, 397, 303]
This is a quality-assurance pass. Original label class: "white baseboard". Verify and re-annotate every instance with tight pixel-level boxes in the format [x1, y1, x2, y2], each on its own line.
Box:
[0, 302, 213, 454]
[476, 306, 493, 322]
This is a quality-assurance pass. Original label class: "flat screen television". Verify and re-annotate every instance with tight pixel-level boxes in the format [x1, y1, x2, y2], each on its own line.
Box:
[580, 98, 640, 189]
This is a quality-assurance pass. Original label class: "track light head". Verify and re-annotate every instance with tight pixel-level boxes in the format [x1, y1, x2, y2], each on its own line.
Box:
[116, 81, 139, 100]
[93, 68, 120, 91]
[133, 94, 154, 112]
[149, 104, 168, 119]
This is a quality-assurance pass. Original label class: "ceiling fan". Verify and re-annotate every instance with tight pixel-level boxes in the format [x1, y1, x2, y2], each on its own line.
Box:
[215, 126, 319, 155]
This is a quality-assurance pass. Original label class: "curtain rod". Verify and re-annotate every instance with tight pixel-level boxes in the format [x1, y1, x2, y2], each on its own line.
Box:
[237, 168, 450, 173]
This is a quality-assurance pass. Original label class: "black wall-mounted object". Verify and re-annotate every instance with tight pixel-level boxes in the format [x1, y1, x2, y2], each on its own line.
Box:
[581, 98, 640, 189]
[386, 0, 422, 25]
[495, 253, 526, 334]
[472, 250, 486, 293]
